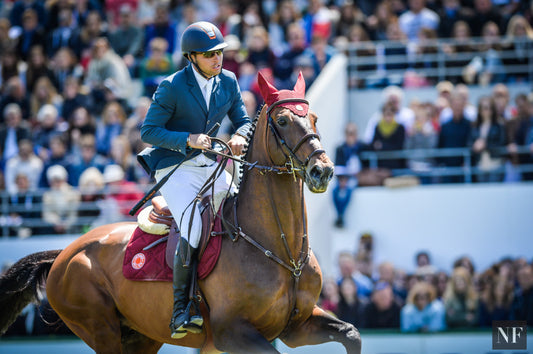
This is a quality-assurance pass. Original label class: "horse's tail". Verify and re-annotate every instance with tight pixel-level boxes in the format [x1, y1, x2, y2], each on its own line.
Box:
[0, 250, 62, 334]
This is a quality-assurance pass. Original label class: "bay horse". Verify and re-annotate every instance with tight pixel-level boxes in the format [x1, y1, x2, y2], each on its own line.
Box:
[0, 73, 361, 353]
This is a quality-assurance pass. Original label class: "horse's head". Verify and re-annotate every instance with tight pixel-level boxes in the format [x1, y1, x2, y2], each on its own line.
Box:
[256, 71, 334, 193]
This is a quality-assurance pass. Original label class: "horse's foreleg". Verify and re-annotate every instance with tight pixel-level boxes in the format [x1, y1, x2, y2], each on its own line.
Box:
[211, 321, 280, 354]
[280, 306, 361, 354]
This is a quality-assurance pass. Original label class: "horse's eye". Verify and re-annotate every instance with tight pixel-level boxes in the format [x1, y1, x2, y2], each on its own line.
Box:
[277, 117, 288, 126]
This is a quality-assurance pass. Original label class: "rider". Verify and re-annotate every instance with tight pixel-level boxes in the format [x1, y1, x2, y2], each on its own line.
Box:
[139, 21, 251, 339]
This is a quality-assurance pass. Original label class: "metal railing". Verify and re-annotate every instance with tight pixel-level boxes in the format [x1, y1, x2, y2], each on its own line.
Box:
[359, 145, 533, 184]
[345, 37, 533, 87]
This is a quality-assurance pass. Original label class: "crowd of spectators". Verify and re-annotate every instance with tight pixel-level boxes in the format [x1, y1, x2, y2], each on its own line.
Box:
[318, 233, 533, 333]
[332, 82, 533, 226]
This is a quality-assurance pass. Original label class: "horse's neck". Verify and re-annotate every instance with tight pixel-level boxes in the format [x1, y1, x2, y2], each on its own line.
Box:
[236, 131, 306, 252]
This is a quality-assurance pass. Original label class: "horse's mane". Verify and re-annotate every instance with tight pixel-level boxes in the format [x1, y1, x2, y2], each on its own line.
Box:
[236, 104, 265, 187]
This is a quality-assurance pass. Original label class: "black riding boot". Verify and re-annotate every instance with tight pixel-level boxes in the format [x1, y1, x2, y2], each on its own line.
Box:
[169, 237, 203, 339]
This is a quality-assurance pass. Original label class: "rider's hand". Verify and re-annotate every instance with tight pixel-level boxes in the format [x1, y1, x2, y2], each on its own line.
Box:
[227, 134, 247, 156]
[188, 134, 211, 150]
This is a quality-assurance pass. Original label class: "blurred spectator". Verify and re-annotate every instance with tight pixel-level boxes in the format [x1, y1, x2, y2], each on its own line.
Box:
[363, 86, 415, 144]
[468, 0, 504, 37]
[144, 3, 176, 56]
[405, 102, 438, 177]
[304, 33, 337, 75]
[50, 48, 84, 94]
[415, 251, 438, 275]
[437, 91, 472, 182]
[39, 134, 72, 188]
[443, 266, 479, 328]
[42, 164, 80, 234]
[510, 264, 533, 323]
[502, 14, 533, 83]
[109, 134, 138, 182]
[436, 271, 449, 299]
[29, 76, 63, 119]
[103, 164, 144, 217]
[469, 96, 505, 182]
[70, 10, 108, 68]
[109, 4, 145, 73]
[273, 22, 307, 85]
[68, 134, 108, 186]
[77, 166, 105, 232]
[371, 101, 406, 170]
[336, 276, 367, 329]
[462, 21, 505, 85]
[221, 34, 243, 79]
[478, 265, 514, 326]
[0, 103, 30, 161]
[401, 281, 446, 332]
[268, 0, 301, 57]
[439, 84, 477, 124]
[0, 18, 16, 59]
[246, 26, 276, 71]
[344, 24, 376, 89]
[0, 76, 31, 121]
[506, 93, 533, 181]
[105, 0, 138, 29]
[46, 7, 77, 57]
[25, 45, 56, 94]
[363, 281, 401, 328]
[332, 122, 364, 228]
[60, 76, 90, 121]
[301, 0, 334, 44]
[139, 37, 175, 97]
[338, 251, 373, 299]
[67, 107, 97, 154]
[442, 20, 475, 84]
[320, 276, 340, 315]
[437, 0, 474, 38]
[32, 104, 65, 160]
[15, 8, 46, 61]
[370, 20, 408, 88]
[365, 1, 397, 41]
[333, 1, 366, 39]
[95, 101, 126, 156]
[0, 49, 23, 91]
[9, 0, 47, 29]
[3, 172, 41, 237]
[408, 28, 439, 86]
[4, 139, 42, 194]
[453, 255, 476, 276]
[398, 0, 440, 42]
[137, 0, 158, 27]
[84, 37, 132, 113]
[123, 96, 151, 153]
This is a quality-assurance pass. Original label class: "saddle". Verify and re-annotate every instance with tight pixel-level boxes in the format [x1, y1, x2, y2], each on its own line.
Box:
[137, 195, 220, 269]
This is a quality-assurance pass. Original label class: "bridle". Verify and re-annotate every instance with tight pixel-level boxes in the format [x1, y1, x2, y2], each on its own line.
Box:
[266, 98, 325, 180]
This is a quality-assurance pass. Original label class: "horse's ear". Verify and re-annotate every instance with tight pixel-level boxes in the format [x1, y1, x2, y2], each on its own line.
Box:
[257, 71, 278, 104]
[293, 71, 306, 97]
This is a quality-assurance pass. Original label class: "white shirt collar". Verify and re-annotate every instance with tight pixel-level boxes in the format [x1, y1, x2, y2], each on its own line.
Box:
[191, 65, 214, 89]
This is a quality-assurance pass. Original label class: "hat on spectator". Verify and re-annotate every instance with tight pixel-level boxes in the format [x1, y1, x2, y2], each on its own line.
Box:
[104, 164, 125, 183]
[47, 165, 68, 183]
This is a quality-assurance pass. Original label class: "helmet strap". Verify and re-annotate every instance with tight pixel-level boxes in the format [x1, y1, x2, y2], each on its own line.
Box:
[189, 53, 213, 80]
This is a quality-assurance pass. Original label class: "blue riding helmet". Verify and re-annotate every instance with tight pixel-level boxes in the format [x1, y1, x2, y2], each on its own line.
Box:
[181, 21, 228, 58]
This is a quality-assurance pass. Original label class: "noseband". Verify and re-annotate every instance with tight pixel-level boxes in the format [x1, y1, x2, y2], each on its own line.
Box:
[266, 99, 325, 177]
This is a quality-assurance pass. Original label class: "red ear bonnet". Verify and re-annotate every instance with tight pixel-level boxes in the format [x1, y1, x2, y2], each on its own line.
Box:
[257, 71, 309, 117]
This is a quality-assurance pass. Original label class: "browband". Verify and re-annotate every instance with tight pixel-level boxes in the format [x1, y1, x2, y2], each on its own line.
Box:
[267, 98, 310, 117]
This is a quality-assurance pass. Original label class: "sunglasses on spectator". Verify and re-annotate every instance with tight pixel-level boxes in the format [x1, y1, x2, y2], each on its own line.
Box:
[200, 50, 223, 58]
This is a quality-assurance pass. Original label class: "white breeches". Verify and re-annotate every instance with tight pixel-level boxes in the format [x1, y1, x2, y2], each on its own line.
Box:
[155, 154, 235, 248]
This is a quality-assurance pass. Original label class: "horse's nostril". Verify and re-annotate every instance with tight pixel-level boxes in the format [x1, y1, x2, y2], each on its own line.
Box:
[310, 166, 323, 180]
[324, 166, 334, 181]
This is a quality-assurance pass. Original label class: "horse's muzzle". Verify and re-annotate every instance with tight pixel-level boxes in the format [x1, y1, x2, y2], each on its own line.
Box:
[305, 160, 334, 193]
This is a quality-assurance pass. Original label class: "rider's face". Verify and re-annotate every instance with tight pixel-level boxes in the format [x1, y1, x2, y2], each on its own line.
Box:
[192, 50, 223, 78]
